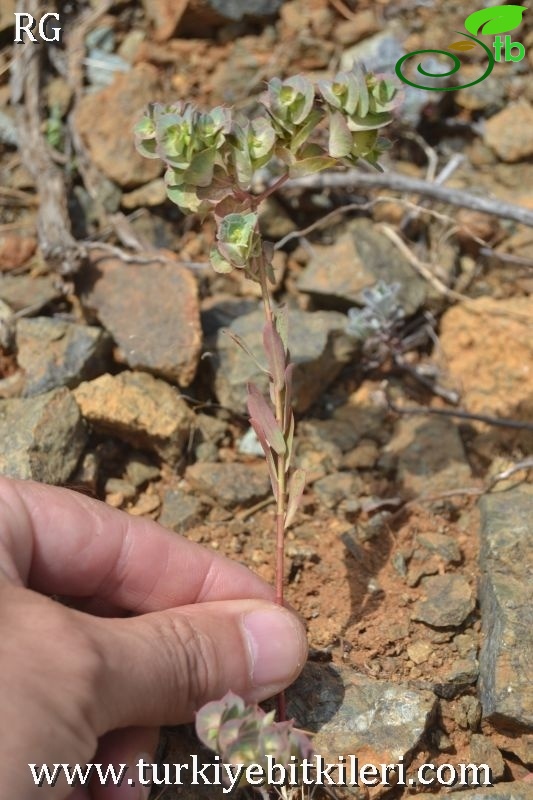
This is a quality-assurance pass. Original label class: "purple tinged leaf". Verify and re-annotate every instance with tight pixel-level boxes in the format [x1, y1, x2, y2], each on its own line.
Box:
[249, 418, 279, 501]
[247, 383, 286, 456]
[263, 319, 286, 391]
[285, 468, 306, 530]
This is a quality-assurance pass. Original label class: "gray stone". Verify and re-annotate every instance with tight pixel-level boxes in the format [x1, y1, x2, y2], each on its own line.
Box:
[412, 575, 476, 628]
[206, 0, 283, 20]
[433, 657, 480, 699]
[212, 309, 357, 413]
[288, 663, 437, 764]
[124, 453, 160, 488]
[0, 273, 61, 313]
[470, 734, 506, 782]
[0, 387, 86, 483]
[73, 372, 194, 465]
[17, 317, 111, 396]
[313, 472, 361, 509]
[297, 221, 427, 315]
[185, 462, 270, 508]
[158, 488, 205, 533]
[416, 787, 533, 800]
[386, 415, 472, 495]
[79, 251, 201, 387]
[416, 531, 462, 564]
[478, 488, 533, 730]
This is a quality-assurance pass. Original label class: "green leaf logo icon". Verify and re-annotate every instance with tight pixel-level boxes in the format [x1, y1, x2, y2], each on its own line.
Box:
[464, 5, 526, 36]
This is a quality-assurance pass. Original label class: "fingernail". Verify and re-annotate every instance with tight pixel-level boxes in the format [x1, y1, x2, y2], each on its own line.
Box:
[243, 607, 306, 689]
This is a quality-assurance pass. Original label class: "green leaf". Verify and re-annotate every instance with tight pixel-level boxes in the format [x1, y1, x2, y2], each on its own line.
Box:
[165, 182, 203, 213]
[210, 247, 233, 273]
[328, 111, 353, 158]
[464, 5, 526, 36]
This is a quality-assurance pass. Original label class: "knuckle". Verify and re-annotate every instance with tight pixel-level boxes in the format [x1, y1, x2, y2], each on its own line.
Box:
[155, 613, 218, 710]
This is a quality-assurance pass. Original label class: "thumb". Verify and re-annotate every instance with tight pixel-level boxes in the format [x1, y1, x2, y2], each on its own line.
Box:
[89, 599, 307, 733]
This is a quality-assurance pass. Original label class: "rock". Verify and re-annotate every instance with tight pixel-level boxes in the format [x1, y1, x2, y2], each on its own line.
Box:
[416, 787, 533, 800]
[79, 251, 201, 387]
[0, 298, 15, 350]
[433, 657, 479, 699]
[288, 663, 437, 765]
[158, 488, 205, 532]
[190, 0, 284, 23]
[212, 309, 357, 413]
[484, 102, 533, 162]
[124, 452, 160, 488]
[73, 64, 162, 188]
[470, 734, 506, 782]
[0, 273, 61, 313]
[439, 297, 532, 423]
[416, 532, 462, 565]
[386, 415, 471, 495]
[185, 462, 270, 507]
[334, 10, 379, 46]
[297, 221, 427, 315]
[16, 317, 111, 396]
[478, 488, 533, 730]
[342, 438, 380, 469]
[0, 387, 86, 483]
[0, 233, 37, 271]
[455, 66, 505, 112]
[454, 695, 482, 732]
[141, 0, 188, 41]
[412, 575, 476, 628]
[73, 372, 194, 465]
[121, 179, 167, 209]
[313, 472, 361, 509]
[407, 640, 434, 666]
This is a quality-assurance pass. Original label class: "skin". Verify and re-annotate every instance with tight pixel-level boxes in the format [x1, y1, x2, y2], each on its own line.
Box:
[0, 477, 308, 799]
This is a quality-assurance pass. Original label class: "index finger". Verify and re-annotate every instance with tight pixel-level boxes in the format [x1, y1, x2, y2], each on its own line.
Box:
[0, 477, 274, 612]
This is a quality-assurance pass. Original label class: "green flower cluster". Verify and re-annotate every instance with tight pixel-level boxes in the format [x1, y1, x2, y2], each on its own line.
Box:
[196, 691, 313, 788]
[134, 65, 398, 220]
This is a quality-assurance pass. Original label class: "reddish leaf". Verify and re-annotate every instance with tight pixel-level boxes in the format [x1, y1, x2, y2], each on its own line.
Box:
[263, 319, 286, 391]
[249, 419, 278, 501]
[283, 363, 294, 434]
[247, 383, 286, 456]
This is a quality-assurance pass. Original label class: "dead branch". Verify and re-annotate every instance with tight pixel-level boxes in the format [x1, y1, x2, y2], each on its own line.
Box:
[280, 168, 533, 228]
[10, 0, 84, 275]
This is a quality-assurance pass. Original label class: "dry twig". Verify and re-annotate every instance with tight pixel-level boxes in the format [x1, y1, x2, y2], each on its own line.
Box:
[280, 169, 533, 228]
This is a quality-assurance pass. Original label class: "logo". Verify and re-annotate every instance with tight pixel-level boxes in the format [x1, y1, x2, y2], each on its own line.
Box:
[395, 5, 526, 91]
[13, 12, 62, 43]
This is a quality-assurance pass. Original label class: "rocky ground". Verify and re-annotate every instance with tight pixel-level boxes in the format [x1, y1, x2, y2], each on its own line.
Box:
[0, 0, 532, 798]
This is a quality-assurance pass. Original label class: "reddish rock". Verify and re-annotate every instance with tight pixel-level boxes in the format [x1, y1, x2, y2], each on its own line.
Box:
[0, 233, 37, 271]
[73, 371, 194, 465]
[439, 297, 532, 422]
[73, 64, 162, 188]
[79, 250, 202, 387]
[141, 0, 188, 41]
[484, 102, 533, 162]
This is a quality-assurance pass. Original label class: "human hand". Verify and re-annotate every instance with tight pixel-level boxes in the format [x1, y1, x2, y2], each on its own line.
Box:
[0, 477, 307, 799]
